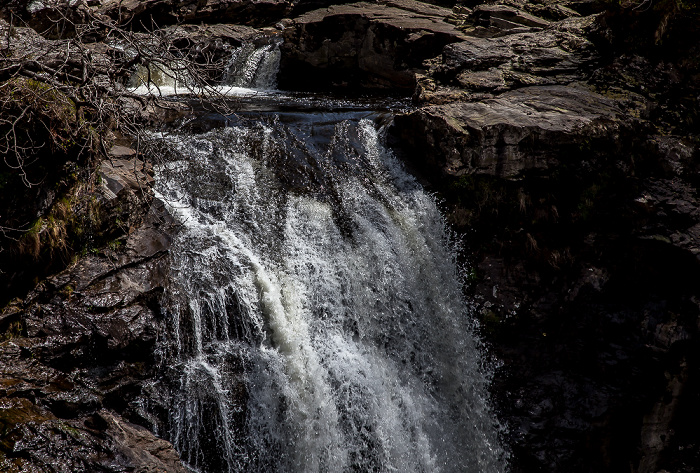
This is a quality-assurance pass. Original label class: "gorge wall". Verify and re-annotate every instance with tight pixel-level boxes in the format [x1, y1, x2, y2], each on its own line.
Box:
[2, 0, 699, 472]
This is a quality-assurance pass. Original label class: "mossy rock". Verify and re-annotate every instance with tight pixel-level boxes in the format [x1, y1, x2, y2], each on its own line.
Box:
[0, 78, 101, 305]
[0, 78, 86, 221]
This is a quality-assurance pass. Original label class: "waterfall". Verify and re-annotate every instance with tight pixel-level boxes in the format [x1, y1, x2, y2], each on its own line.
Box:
[223, 38, 282, 89]
[129, 36, 281, 96]
[152, 111, 508, 472]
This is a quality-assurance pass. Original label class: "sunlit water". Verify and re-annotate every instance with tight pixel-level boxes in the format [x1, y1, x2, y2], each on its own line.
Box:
[151, 113, 507, 473]
[129, 37, 281, 97]
[143, 35, 507, 473]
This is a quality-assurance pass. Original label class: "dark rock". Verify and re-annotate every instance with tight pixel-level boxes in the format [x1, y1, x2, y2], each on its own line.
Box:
[0, 395, 186, 472]
[2, 0, 296, 31]
[413, 13, 600, 102]
[0, 198, 181, 472]
[470, 3, 551, 31]
[279, 0, 467, 90]
[388, 5, 700, 465]
[480, 0, 582, 21]
[393, 85, 638, 178]
[442, 19, 596, 87]
[98, 410, 188, 473]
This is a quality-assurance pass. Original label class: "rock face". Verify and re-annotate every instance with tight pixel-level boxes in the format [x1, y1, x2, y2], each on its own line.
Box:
[0, 197, 181, 472]
[433, 17, 596, 90]
[393, 85, 634, 177]
[280, 0, 467, 89]
[387, 1, 700, 472]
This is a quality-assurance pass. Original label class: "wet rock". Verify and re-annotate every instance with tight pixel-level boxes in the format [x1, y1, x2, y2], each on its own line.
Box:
[99, 410, 189, 473]
[157, 23, 263, 76]
[0, 394, 186, 472]
[0, 199, 181, 472]
[280, 0, 467, 90]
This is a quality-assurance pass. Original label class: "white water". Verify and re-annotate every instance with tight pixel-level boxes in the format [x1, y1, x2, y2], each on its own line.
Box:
[129, 38, 281, 97]
[223, 38, 282, 89]
[153, 115, 508, 472]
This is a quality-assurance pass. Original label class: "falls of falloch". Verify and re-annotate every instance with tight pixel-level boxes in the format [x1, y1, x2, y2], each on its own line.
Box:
[2, 1, 699, 472]
[145, 43, 507, 472]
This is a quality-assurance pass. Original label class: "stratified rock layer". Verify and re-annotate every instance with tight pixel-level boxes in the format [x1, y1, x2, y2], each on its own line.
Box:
[280, 0, 467, 89]
[393, 85, 632, 177]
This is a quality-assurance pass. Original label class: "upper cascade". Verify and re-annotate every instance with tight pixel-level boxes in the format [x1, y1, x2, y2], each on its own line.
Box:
[223, 37, 282, 90]
[128, 35, 282, 96]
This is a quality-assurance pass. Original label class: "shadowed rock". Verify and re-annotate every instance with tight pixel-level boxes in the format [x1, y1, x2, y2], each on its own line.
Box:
[393, 85, 632, 178]
[280, 0, 467, 90]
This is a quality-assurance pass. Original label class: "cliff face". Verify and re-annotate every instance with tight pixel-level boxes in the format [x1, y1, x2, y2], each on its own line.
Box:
[389, 2, 700, 472]
[2, 0, 699, 472]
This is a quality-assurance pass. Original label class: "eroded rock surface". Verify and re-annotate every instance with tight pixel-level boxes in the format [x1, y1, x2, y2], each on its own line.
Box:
[388, 1, 700, 471]
[1, 199, 179, 472]
[393, 85, 636, 177]
[280, 0, 467, 89]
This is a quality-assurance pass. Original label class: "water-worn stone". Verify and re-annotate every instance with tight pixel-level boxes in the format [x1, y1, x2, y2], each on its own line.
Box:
[99, 157, 155, 200]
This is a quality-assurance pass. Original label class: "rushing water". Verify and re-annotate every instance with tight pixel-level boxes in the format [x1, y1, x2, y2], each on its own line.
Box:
[129, 38, 281, 96]
[148, 38, 507, 473]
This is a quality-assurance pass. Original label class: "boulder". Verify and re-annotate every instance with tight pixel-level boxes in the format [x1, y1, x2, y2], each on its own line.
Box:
[280, 0, 467, 89]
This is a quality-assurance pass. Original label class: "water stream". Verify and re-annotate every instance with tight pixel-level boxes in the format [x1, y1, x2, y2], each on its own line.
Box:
[148, 38, 508, 473]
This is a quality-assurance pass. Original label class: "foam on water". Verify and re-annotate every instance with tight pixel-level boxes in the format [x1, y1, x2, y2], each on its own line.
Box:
[152, 117, 508, 473]
[129, 38, 281, 97]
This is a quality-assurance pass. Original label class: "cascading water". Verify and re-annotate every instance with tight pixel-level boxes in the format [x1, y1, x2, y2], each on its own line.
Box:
[222, 38, 282, 89]
[152, 111, 508, 472]
[129, 36, 281, 95]
[147, 37, 507, 473]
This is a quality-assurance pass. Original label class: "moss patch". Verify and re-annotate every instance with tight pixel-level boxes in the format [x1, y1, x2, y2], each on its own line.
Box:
[0, 77, 104, 306]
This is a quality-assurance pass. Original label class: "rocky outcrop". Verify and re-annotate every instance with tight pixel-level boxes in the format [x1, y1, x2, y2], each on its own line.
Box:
[280, 0, 467, 89]
[393, 84, 640, 178]
[427, 15, 596, 95]
[0, 193, 180, 472]
[388, 1, 700, 472]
